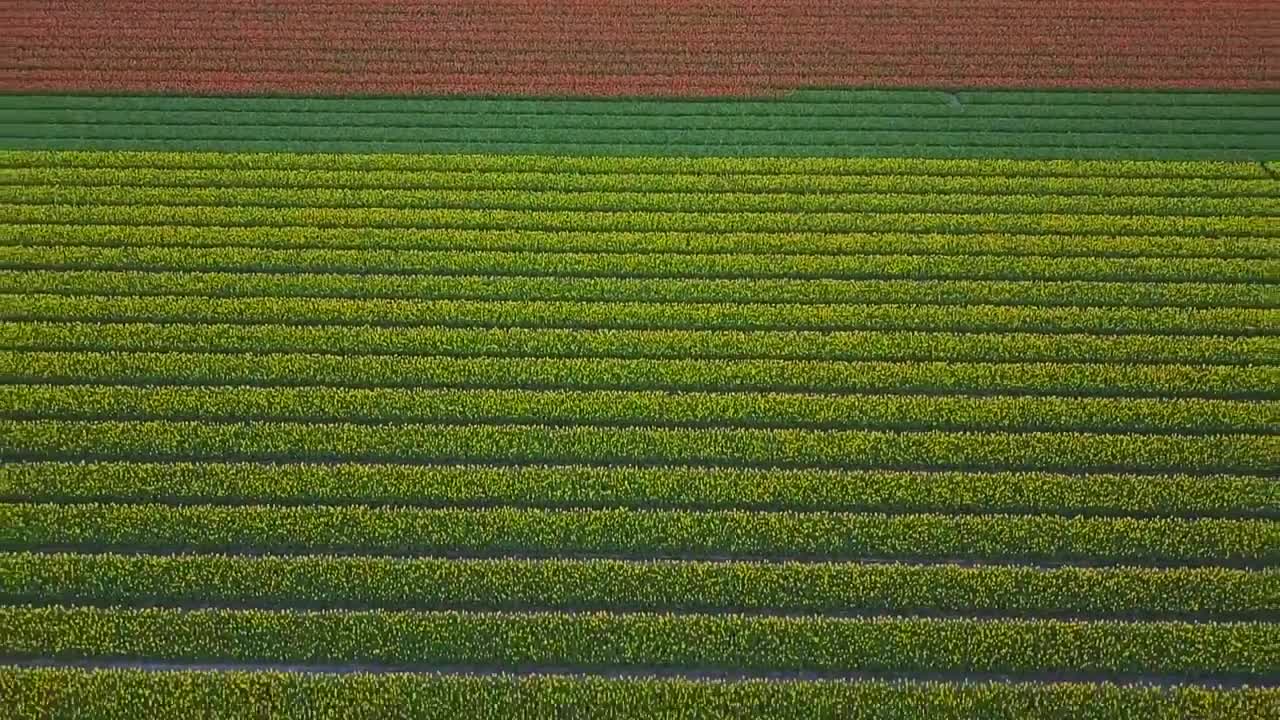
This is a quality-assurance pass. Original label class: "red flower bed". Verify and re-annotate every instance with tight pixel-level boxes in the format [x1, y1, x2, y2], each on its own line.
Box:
[2, 0, 1275, 96]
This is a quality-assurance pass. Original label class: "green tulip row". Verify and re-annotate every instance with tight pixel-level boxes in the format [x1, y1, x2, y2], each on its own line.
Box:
[20, 140, 1268, 161]
[6, 246, 1273, 283]
[3, 553, 1275, 618]
[5, 323, 1273, 367]
[3, 667, 1275, 720]
[5, 385, 1274, 435]
[4, 203, 1273, 236]
[9, 294, 1274, 336]
[9, 184, 1274, 218]
[4, 419, 1277, 474]
[4, 503, 1275, 563]
[6, 351, 1272, 400]
[8, 224, 1273, 259]
[4, 271, 1275, 310]
[6, 461, 1272, 517]
[7, 110, 1274, 136]
[6, 166, 1277, 198]
[1, 605, 1275, 676]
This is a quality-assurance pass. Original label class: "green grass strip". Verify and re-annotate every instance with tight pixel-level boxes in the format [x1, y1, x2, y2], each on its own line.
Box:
[10, 225, 1277, 260]
[8, 272, 1273, 309]
[3, 420, 1276, 474]
[2, 667, 1274, 720]
[2, 553, 1274, 619]
[4, 504, 1273, 564]
[4, 385, 1273, 435]
[8, 294, 1274, 336]
[1, 606, 1274, 676]
[6, 351, 1273, 400]
[4, 323, 1274, 365]
[3, 461, 1273, 517]
[5, 247, 1273, 283]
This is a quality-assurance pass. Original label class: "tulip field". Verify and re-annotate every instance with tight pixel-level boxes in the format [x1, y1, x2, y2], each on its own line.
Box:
[1, 1, 1278, 718]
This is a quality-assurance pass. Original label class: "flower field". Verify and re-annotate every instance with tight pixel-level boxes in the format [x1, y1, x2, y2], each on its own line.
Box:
[1, 1, 1278, 718]
[3, 0, 1277, 95]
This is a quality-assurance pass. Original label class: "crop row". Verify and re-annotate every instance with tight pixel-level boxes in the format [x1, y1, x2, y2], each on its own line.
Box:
[3, 552, 1275, 618]
[7, 203, 1276, 236]
[9, 168, 1278, 200]
[9, 294, 1274, 336]
[3, 150, 1268, 179]
[9, 115, 1278, 143]
[5, 69, 1274, 98]
[5, 419, 1278, 474]
[5, 548, 1274, 617]
[5, 385, 1273, 435]
[6, 461, 1272, 517]
[6, 503, 1275, 563]
[6, 247, 1274, 283]
[6, 322, 1274, 365]
[3, 668, 1275, 720]
[10, 272, 1274, 310]
[10, 185, 1275, 218]
[8, 224, 1275, 260]
[8, 138, 1268, 161]
[3, 605, 1276, 676]
[8, 107, 1280, 139]
[7, 351, 1273, 400]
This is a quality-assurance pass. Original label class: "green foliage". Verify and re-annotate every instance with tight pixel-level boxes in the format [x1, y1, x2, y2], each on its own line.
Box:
[3, 553, 1275, 618]
[5, 322, 1273, 364]
[2, 606, 1275, 676]
[4, 503, 1276, 563]
[7, 293, 1276, 335]
[3, 667, 1275, 720]
[4, 461, 1275, 517]
[3, 351, 1275, 400]
[4, 384, 1275, 434]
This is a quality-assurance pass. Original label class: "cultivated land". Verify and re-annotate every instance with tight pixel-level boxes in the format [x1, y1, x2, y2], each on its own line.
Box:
[3, 0, 1277, 94]
[0, 140, 1277, 716]
[1, 1, 1278, 717]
